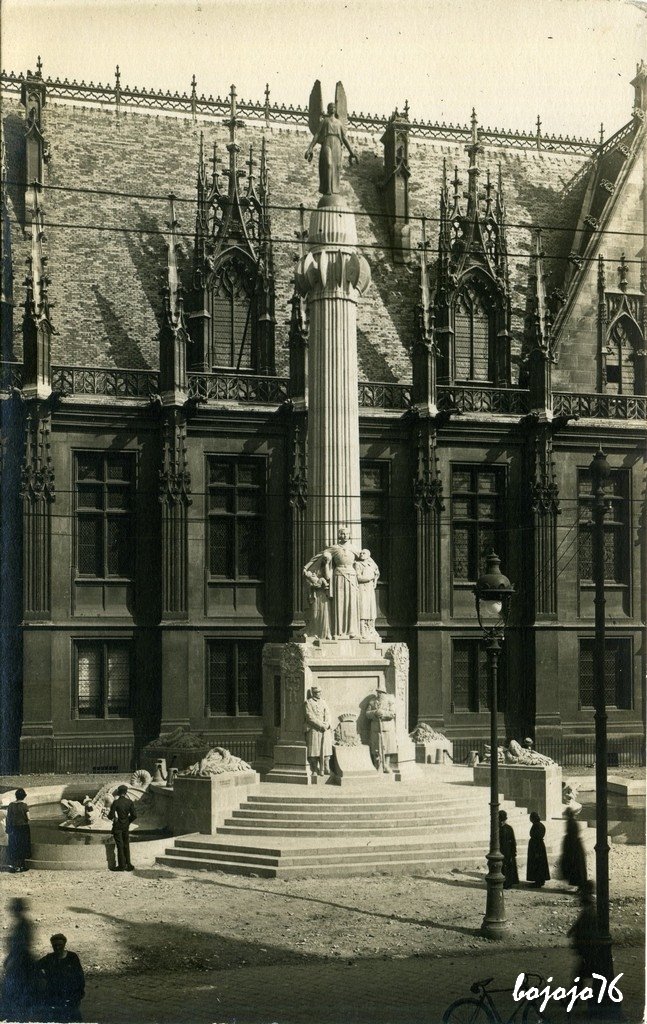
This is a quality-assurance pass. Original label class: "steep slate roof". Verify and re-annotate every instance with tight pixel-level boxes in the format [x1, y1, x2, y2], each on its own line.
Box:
[2, 85, 626, 386]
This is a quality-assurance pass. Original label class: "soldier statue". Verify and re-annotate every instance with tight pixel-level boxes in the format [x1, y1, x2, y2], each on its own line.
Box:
[366, 679, 397, 773]
[304, 684, 333, 777]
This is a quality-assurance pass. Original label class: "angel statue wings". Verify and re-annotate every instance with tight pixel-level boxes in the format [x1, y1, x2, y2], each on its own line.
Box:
[305, 80, 358, 196]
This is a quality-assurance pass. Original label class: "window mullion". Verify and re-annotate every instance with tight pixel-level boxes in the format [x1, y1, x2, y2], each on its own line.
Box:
[102, 460, 108, 579]
[233, 643, 239, 716]
[103, 642, 108, 719]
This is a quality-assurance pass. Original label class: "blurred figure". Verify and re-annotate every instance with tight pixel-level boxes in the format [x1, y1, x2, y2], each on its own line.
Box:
[526, 810, 550, 888]
[1, 897, 37, 1022]
[38, 933, 85, 1023]
[567, 880, 602, 981]
[5, 788, 32, 872]
[560, 806, 588, 888]
[498, 810, 519, 889]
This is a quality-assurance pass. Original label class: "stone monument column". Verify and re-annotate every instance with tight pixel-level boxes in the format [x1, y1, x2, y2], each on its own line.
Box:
[295, 201, 370, 554]
[260, 81, 418, 785]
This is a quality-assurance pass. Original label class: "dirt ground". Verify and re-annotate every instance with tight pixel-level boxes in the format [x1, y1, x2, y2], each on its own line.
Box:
[2, 845, 644, 978]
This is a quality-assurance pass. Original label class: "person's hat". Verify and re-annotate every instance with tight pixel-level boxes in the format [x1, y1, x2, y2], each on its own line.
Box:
[116, 784, 128, 795]
[50, 934, 67, 944]
[498, 810, 508, 821]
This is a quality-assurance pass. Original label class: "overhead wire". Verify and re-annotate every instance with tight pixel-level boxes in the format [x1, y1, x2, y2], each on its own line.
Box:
[4, 179, 647, 239]
[6, 216, 645, 265]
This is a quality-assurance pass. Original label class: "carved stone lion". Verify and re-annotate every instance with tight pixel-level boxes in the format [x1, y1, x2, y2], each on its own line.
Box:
[409, 723, 449, 744]
[179, 746, 253, 778]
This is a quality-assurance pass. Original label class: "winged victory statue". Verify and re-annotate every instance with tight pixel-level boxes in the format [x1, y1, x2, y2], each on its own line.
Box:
[305, 80, 358, 195]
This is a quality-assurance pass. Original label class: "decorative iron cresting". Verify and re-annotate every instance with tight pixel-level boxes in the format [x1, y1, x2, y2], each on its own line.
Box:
[0, 68, 605, 154]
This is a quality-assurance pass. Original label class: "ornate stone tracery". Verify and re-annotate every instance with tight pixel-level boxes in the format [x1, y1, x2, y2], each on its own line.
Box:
[188, 87, 275, 374]
[598, 253, 646, 395]
[432, 114, 511, 387]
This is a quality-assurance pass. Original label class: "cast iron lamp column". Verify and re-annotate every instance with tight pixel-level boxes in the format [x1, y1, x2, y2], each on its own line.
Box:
[473, 551, 515, 941]
[590, 448, 615, 985]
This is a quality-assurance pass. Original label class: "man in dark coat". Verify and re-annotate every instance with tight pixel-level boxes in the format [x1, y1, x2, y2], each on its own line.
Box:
[526, 810, 551, 887]
[107, 785, 137, 871]
[498, 810, 519, 889]
[38, 934, 85, 1023]
[560, 807, 588, 888]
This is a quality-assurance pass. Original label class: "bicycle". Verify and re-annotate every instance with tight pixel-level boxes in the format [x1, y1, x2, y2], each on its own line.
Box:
[442, 973, 555, 1024]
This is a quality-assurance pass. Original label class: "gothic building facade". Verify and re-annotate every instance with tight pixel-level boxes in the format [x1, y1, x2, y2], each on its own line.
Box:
[0, 62, 645, 772]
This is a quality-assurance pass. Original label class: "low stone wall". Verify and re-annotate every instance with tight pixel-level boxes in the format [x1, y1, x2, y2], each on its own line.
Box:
[172, 771, 260, 835]
[473, 763, 563, 820]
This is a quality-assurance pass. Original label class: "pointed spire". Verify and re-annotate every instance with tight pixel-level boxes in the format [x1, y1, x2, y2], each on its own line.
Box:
[164, 193, 184, 329]
[466, 108, 483, 214]
[524, 228, 554, 365]
[617, 252, 629, 292]
[598, 253, 606, 292]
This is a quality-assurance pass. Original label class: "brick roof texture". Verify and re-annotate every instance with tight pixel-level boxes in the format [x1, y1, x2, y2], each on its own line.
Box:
[0, 95, 611, 384]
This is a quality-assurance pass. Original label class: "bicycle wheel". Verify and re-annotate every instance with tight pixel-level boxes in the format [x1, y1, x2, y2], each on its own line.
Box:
[522, 1001, 552, 1024]
[442, 998, 496, 1024]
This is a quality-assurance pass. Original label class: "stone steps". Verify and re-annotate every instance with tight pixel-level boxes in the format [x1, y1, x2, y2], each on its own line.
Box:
[156, 775, 592, 877]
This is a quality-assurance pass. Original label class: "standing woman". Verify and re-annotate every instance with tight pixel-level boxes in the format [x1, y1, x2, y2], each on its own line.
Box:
[6, 789, 31, 873]
[498, 810, 519, 889]
[526, 810, 550, 887]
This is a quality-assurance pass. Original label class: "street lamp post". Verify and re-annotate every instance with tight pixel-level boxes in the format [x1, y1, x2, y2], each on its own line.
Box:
[474, 551, 515, 941]
[590, 448, 615, 984]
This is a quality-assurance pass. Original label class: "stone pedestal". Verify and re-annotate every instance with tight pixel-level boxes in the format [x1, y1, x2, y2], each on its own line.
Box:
[262, 638, 417, 784]
[473, 763, 563, 820]
[172, 771, 259, 836]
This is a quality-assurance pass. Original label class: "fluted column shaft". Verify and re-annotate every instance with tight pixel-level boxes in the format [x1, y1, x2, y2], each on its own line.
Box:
[296, 201, 370, 555]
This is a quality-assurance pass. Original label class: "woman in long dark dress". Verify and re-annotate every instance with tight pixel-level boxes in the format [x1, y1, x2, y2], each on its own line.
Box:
[498, 810, 519, 889]
[6, 789, 32, 873]
[560, 807, 587, 888]
[526, 810, 550, 887]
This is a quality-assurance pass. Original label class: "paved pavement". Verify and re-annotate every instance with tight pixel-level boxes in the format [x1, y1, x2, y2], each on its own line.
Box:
[75, 944, 644, 1024]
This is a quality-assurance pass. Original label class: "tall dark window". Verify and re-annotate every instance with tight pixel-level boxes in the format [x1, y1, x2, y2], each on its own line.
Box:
[578, 469, 629, 585]
[360, 461, 389, 579]
[75, 453, 135, 578]
[74, 640, 131, 718]
[210, 257, 256, 371]
[454, 283, 491, 381]
[606, 318, 638, 396]
[451, 466, 505, 582]
[207, 458, 265, 580]
[451, 638, 507, 713]
[207, 639, 263, 716]
[578, 638, 632, 710]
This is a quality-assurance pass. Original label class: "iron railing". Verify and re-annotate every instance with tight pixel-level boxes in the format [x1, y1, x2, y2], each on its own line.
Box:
[0, 68, 601, 154]
[187, 372, 289, 404]
[20, 740, 135, 774]
[6, 361, 646, 423]
[52, 365, 160, 399]
[438, 384, 531, 415]
[0, 362, 23, 393]
[451, 735, 645, 768]
[357, 380, 412, 410]
[553, 391, 647, 421]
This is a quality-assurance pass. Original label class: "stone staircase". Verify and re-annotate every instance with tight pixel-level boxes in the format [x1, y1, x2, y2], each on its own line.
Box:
[156, 773, 597, 878]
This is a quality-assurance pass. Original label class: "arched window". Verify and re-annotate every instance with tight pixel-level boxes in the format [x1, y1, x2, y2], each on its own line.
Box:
[606, 316, 641, 395]
[209, 255, 257, 371]
[454, 281, 492, 382]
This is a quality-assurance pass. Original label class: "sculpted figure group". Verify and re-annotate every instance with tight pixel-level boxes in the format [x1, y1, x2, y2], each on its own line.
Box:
[303, 680, 397, 777]
[304, 527, 380, 641]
